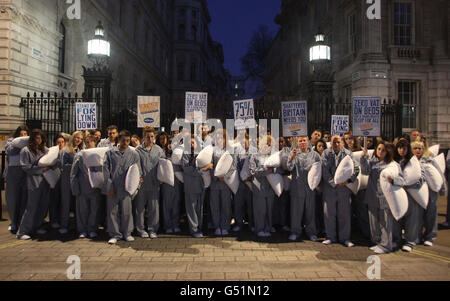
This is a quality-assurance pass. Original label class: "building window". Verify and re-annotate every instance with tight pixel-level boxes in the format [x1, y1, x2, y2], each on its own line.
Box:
[178, 24, 186, 40]
[398, 81, 418, 129]
[348, 13, 356, 53]
[177, 61, 185, 81]
[58, 22, 65, 73]
[343, 85, 352, 103]
[394, 2, 413, 46]
[191, 25, 197, 41]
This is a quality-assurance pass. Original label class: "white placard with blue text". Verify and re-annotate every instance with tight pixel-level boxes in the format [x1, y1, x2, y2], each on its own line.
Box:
[76, 103, 97, 130]
[233, 99, 255, 129]
[331, 115, 350, 137]
[281, 101, 308, 137]
[138, 96, 160, 128]
[185, 92, 208, 123]
[352, 96, 381, 137]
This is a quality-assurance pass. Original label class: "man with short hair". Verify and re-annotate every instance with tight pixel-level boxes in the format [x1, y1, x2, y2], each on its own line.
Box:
[322, 131, 330, 143]
[409, 129, 421, 143]
[310, 129, 322, 149]
[98, 125, 119, 148]
[102, 130, 141, 244]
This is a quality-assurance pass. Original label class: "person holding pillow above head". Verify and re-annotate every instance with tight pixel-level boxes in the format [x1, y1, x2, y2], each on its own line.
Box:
[360, 141, 398, 254]
[321, 135, 359, 247]
[182, 135, 206, 238]
[70, 134, 102, 239]
[286, 136, 321, 241]
[59, 131, 84, 235]
[134, 127, 164, 239]
[16, 129, 51, 240]
[4, 125, 29, 233]
[102, 130, 141, 244]
[412, 139, 445, 247]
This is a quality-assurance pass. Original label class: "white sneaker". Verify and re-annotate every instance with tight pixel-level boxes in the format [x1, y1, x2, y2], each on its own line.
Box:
[257, 231, 266, 237]
[322, 239, 333, 245]
[282, 226, 290, 232]
[37, 228, 47, 235]
[373, 246, 389, 254]
[214, 228, 221, 236]
[193, 232, 203, 238]
[108, 238, 117, 244]
[89, 232, 98, 238]
[174, 227, 181, 233]
[79, 233, 87, 239]
[402, 245, 413, 252]
[344, 240, 354, 248]
[165, 229, 174, 234]
[59, 228, 68, 234]
[369, 245, 378, 251]
[8, 225, 12, 231]
[149, 232, 158, 239]
[19, 235, 31, 240]
[221, 229, 229, 236]
[424, 241, 433, 247]
[270, 227, 276, 233]
[232, 226, 241, 232]
[51, 223, 60, 229]
[125, 236, 135, 242]
[442, 221, 449, 227]
[140, 232, 149, 238]
[288, 234, 297, 241]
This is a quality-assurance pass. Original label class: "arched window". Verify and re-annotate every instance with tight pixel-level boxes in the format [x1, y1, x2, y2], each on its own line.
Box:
[58, 22, 65, 73]
[178, 24, 185, 40]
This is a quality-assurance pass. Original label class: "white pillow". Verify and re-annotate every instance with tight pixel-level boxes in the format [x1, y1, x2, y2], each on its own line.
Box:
[125, 164, 140, 196]
[351, 150, 375, 166]
[88, 170, 104, 189]
[157, 158, 174, 187]
[214, 151, 233, 177]
[346, 176, 360, 195]
[308, 161, 322, 191]
[264, 151, 281, 168]
[11, 136, 29, 149]
[266, 173, 284, 197]
[283, 175, 292, 191]
[38, 146, 60, 167]
[174, 171, 184, 183]
[326, 142, 331, 149]
[202, 170, 211, 188]
[82, 147, 109, 168]
[43, 169, 61, 189]
[423, 163, 443, 192]
[432, 153, 446, 175]
[224, 170, 239, 194]
[334, 155, 354, 185]
[359, 174, 369, 191]
[171, 147, 184, 166]
[380, 163, 408, 220]
[196, 145, 213, 168]
[429, 144, 439, 157]
[240, 157, 251, 181]
[406, 182, 429, 209]
[402, 156, 421, 186]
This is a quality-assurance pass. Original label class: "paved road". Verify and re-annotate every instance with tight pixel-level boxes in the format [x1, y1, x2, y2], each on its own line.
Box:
[0, 196, 448, 281]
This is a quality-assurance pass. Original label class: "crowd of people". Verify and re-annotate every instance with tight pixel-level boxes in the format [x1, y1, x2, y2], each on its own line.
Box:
[3, 124, 450, 254]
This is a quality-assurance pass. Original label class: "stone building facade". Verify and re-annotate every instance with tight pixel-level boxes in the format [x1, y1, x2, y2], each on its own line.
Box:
[0, 0, 229, 137]
[265, 0, 450, 147]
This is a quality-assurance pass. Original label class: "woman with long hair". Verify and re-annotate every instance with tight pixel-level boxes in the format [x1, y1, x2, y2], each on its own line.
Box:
[59, 131, 84, 234]
[360, 141, 397, 254]
[16, 129, 50, 239]
[4, 125, 29, 232]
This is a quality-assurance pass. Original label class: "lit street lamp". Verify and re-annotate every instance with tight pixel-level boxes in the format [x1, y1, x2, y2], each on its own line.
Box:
[309, 33, 330, 63]
[87, 21, 110, 69]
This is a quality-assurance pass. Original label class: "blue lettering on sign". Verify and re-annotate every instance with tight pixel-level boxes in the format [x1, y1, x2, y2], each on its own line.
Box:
[144, 118, 154, 123]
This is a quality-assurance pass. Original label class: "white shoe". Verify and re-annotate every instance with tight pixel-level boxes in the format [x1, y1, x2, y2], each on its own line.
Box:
[288, 234, 297, 241]
[369, 245, 377, 251]
[79, 233, 87, 239]
[402, 245, 413, 252]
[125, 236, 135, 242]
[108, 238, 117, 244]
[257, 231, 266, 237]
[8, 225, 12, 231]
[442, 221, 449, 227]
[149, 232, 158, 239]
[232, 226, 241, 232]
[344, 240, 354, 248]
[322, 239, 333, 245]
[51, 223, 60, 229]
[424, 241, 433, 247]
[270, 227, 276, 233]
[174, 227, 181, 233]
[193, 232, 203, 238]
[89, 232, 98, 238]
[373, 246, 389, 254]
[37, 228, 47, 235]
[214, 228, 221, 236]
[221, 229, 229, 236]
[59, 228, 68, 234]
[140, 232, 149, 238]
[282, 226, 290, 232]
[165, 229, 174, 234]
[19, 235, 31, 240]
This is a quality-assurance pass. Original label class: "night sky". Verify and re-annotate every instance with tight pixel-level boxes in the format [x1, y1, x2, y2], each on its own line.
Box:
[207, 0, 281, 77]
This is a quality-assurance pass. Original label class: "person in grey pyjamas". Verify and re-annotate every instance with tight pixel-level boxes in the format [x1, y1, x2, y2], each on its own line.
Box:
[360, 140, 397, 254]
[272, 138, 291, 232]
[287, 136, 321, 241]
[4, 125, 29, 233]
[16, 129, 51, 239]
[102, 130, 141, 244]
[321, 135, 359, 247]
[47, 134, 66, 230]
[70, 134, 101, 239]
[182, 135, 205, 238]
[134, 127, 165, 239]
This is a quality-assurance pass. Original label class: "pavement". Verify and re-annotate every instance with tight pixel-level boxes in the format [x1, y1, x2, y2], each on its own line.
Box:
[0, 193, 448, 281]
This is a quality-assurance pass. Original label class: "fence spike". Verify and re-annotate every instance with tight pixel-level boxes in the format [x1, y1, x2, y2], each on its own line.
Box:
[27, 92, 30, 98]
[33, 92, 37, 98]
[74, 92, 78, 98]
